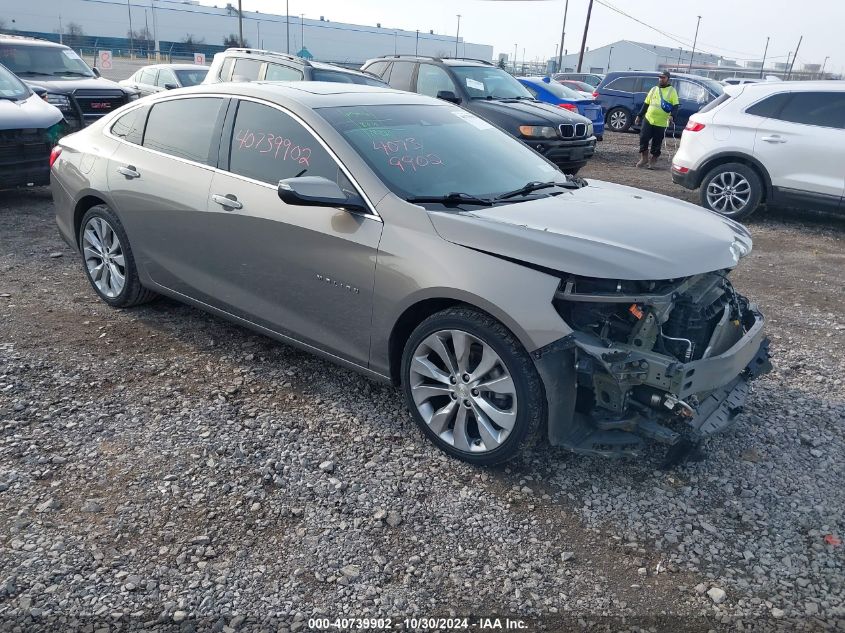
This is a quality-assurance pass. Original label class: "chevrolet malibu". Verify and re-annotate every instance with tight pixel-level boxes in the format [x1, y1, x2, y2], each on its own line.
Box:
[51, 82, 771, 465]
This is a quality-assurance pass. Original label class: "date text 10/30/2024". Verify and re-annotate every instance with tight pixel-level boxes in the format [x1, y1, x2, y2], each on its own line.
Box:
[307, 617, 528, 630]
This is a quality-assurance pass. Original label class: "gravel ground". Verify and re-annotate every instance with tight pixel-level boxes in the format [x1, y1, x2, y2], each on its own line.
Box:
[1, 132, 843, 632]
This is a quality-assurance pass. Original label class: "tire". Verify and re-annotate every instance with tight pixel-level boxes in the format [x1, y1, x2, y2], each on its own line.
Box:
[699, 162, 763, 220]
[400, 306, 545, 466]
[78, 204, 157, 308]
[606, 107, 632, 132]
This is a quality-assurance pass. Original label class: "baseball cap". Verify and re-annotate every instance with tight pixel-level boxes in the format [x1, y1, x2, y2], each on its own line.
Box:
[659, 70, 671, 79]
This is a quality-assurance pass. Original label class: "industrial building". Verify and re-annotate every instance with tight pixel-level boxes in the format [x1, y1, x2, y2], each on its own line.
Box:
[555, 40, 831, 81]
[2, 0, 493, 65]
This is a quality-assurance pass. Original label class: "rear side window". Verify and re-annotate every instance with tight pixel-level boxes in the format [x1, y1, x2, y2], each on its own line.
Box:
[265, 63, 303, 81]
[605, 76, 638, 92]
[142, 97, 224, 164]
[699, 92, 731, 114]
[219, 57, 234, 81]
[232, 58, 262, 81]
[365, 61, 390, 77]
[139, 68, 157, 85]
[416, 64, 456, 98]
[776, 92, 845, 129]
[388, 62, 416, 91]
[111, 106, 147, 145]
[745, 93, 790, 118]
[228, 100, 339, 185]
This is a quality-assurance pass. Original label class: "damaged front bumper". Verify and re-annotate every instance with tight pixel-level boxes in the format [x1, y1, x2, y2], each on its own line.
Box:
[534, 290, 772, 458]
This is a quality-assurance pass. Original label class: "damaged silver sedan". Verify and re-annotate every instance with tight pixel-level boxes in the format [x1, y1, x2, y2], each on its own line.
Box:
[50, 82, 770, 465]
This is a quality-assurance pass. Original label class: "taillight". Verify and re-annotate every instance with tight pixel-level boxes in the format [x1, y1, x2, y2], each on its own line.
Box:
[49, 145, 62, 168]
[685, 121, 705, 132]
[557, 103, 578, 111]
[592, 91, 599, 98]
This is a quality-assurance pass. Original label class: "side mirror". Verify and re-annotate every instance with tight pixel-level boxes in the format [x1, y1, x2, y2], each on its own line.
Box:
[92, 67, 101, 78]
[31, 85, 47, 98]
[278, 176, 367, 212]
[436, 90, 461, 104]
[542, 76, 551, 83]
[164, 83, 178, 90]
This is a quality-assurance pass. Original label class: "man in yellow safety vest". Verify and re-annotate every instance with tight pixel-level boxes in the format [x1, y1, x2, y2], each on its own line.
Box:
[634, 70, 680, 169]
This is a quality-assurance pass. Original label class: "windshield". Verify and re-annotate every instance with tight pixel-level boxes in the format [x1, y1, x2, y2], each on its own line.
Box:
[451, 66, 534, 100]
[0, 44, 94, 78]
[562, 80, 593, 92]
[0, 62, 30, 100]
[528, 79, 584, 100]
[318, 104, 566, 201]
[174, 69, 208, 86]
[311, 69, 386, 86]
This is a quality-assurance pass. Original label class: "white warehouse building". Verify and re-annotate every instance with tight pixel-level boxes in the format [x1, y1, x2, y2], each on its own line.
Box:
[557, 40, 721, 74]
[4, 0, 494, 65]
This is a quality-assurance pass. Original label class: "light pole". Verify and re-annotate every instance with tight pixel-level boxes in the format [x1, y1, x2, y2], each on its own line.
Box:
[127, 0, 134, 56]
[554, 43, 558, 72]
[237, 0, 243, 47]
[759, 36, 769, 78]
[394, 31, 397, 55]
[257, 21, 261, 49]
[300, 14, 305, 52]
[455, 15, 461, 58]
[286, 0, 290, 54]
[688, 15, 701, 73]
[557, 0, 568, 73]
[514, 43, 518, 72]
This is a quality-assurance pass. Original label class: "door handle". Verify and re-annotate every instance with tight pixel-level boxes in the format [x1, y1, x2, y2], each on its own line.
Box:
[116, 165, 140, 179]
[211, 193, 243, 210]
[761, 135, 786, 144]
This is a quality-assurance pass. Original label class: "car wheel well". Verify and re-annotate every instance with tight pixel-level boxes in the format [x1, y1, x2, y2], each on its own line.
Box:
[697, 155, 770, 202]
[388, 298, 465, 385]
[73, 195, 108, 245]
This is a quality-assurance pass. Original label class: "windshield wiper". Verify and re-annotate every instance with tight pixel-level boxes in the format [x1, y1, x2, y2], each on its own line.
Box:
[494, 180, 576, 201]
[0, 95, 24, 101]
[53, 71, 91, 77]
[16, 71, 53, 77]
[406, 192, 494, 206]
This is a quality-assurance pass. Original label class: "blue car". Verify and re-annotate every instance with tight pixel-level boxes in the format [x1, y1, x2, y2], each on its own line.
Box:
[594, 71, 724, 133]
[518, 76, 604, 140]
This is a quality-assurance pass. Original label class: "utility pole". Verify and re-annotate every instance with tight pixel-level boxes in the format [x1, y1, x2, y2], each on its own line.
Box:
[127, 0, 134, 56]
[676, 47, 683, 68]
[257, 21, 261, 49]
[759, 36, 769, 78]
[237, 0, 243, 47]
[786, 35, 802, 80]
[415, 29, 419, 56]
[301, 14, 305, 51]
[607, 45, 613, 72]
[286, 0, 290, 54]
[820, 55, 829, 79]
[455, 15, 461, 58]
[394, 31, 397, 55]
[576, 0, 593, 73]
[58, 14, 63, 45]
[514, 43, 518, 72]
[688, 15, 701, 73]
[557, 0, 568, 73]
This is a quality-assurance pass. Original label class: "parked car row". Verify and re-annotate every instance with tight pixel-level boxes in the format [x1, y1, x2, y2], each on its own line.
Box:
[49, 80, 772, 464]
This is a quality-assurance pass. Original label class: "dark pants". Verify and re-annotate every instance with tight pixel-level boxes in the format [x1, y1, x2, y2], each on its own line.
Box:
[639, 119, 667, 157]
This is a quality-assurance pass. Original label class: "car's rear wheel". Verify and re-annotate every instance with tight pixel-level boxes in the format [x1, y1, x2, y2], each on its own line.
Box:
[606, 107, 631, 132]
[400, 307, 545, 465]
[79, 204, 157, 308]
[699, 162, 763, 220]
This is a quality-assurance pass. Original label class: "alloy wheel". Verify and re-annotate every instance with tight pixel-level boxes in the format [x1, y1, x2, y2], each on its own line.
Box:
[609, 110, 628, 130]
[408, 329, 518, 453]
[82, 217, 126, 298]
[706, 171, 752, 214]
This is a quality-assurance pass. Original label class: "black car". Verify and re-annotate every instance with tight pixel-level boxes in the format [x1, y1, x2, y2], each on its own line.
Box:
[0, 35, 137, 131]
[0, 61, 65, 188]
[361, 56, 596, 173]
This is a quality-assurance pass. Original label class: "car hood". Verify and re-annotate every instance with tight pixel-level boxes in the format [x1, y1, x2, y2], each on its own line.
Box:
[427, 180, 753, 280]
[22, 76, 129, 94]
[0, 94, 64, 130]
[470, 98, 591, 125]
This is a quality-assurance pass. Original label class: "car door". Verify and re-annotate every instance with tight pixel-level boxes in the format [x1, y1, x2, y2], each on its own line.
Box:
[201, 98, 382, 364]
[106, 96, 228, 292]
[753, 91, 845, 210]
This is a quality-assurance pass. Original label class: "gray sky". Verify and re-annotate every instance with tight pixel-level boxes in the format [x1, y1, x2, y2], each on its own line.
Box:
[228, 0, 842, 74]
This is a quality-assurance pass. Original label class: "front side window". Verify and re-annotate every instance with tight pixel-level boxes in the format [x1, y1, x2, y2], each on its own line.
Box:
[156, 69, 177, 88]
[450, 66, 533, 99]
[775, 92, 845, 129]
[745, 93, 790, 118]
[0, 44, 94, 78]
[232, 58, 262, 81]
[0, 62, 30, 100]
[416, 64, 456, 98]
[111, 106, 147, 145]
[228, 100, 339, 185]
[677, 80, 709, 103]
[265, 63, 303, 81]
[142, 97, 224, 164]
[318, 104, 564, 200]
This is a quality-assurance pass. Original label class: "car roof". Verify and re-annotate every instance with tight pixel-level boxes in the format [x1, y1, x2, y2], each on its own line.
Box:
[604, 70, 712, 81]
[0, 35, 66, 48]
[726, 79, 845, 96]
[364, 56, 492, 67]
[159, 81, 436, 107]
[148, 64, 208, 71]
[218, 49, 376, 79]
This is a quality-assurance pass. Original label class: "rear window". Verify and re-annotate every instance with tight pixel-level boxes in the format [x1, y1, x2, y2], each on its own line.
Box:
[605, 77, 638, 92]
[142, 97, 224, 164]
[174, 69, 208, 86]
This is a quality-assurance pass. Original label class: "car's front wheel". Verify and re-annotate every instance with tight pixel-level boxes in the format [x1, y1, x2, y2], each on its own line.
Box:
[699, 162, 763, 220]
[606, 107, 631, 132]
[401, 307, 545, 465]
[78, 204, 157, 307]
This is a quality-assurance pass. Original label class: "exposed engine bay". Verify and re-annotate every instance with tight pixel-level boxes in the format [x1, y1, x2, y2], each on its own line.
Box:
[535, 271, 772, 460]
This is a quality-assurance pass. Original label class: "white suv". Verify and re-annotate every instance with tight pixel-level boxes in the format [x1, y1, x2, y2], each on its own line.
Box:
[672, 81, 845, 219]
